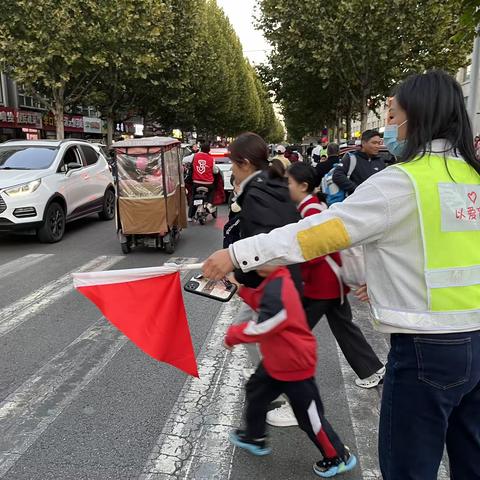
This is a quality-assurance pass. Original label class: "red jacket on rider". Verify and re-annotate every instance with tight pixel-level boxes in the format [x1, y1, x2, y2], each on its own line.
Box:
[193, 152, 215, 184]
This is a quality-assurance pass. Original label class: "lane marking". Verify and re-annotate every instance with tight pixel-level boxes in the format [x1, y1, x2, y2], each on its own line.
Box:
[0, 258, 198, 477]
[140, 298, 247, 480]
[339, 300, 449, 479]
[0, 254, 55, 281]
[0, 255, 123, 338]
[335, 340, 383, 479]
[0, 320, 127, 478]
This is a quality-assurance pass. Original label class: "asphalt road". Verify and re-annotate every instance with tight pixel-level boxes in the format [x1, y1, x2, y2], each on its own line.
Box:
[0, 209, 395, 480]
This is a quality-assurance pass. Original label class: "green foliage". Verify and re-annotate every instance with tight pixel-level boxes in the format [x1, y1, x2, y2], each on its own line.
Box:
[457, 0, 480, 37]
[258, 0, 472, 139]
[0, 0, 281, 141]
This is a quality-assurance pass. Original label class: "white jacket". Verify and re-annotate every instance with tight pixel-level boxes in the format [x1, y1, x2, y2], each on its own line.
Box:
[230, 140, 480, 334]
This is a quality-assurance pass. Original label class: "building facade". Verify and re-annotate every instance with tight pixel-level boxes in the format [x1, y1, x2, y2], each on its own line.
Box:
[351, 103, 388, 138]
[0, 73, 105, 143]
[456, 63, 480, 135]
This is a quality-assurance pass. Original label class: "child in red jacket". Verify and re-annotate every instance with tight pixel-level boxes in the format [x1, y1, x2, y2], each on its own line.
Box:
[225, 265, 357, 478]
[284, 162, 384, 391]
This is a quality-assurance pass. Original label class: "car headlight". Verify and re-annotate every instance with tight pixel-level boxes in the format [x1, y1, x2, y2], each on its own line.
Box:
[4, 179, 41, 197]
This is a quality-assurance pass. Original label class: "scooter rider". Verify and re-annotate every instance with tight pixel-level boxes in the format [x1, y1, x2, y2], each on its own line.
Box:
[188, 143, 218, 221]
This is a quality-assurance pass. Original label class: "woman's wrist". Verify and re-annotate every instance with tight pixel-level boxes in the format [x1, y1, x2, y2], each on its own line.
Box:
[228, 244, 240, 269]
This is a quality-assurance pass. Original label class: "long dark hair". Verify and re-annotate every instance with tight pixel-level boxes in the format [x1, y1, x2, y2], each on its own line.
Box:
[287, 162, 327, 203]
[270, 158, 286, 178]
[394, 70, 480, 175]
[229, 132, 283, 179]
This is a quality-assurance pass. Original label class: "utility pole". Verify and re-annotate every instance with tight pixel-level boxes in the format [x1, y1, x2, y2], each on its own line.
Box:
[468, 25, 480, 133]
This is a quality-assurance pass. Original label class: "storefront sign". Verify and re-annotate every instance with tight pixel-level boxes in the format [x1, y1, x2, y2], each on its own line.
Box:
[43, 113, 84, 132]
[17, 110, 43, 129]
[0, 107, 17, 128]
[83, 116, 102, 134]
[0, 107, 43, 129]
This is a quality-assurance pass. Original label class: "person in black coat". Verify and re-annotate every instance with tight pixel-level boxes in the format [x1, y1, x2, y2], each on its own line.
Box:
[315, 142, 341, 185]
[226, 132, 303, 371]
[332, 130, 386, 194]
[227, 132, 301, 291]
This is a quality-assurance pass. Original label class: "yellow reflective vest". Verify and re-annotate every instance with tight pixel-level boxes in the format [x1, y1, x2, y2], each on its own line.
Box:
[383, 154, 480, 330]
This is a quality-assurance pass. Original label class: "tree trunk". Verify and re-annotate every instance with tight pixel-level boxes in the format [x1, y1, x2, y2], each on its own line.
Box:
[360, 89, 369, 132]
[106, 117, 114, 147]
[52, 86, 65, 140]
[346, 114, 352, 141]
[334, 115, 342, 144]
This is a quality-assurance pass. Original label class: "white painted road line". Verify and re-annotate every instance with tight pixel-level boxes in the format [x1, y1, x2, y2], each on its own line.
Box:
[0, 254, 55, 281]
[339, 301, 450, 479]
[0, 260, 197, 478]
[0, 320, 127, 478]
[0, 255, 123, 338]
[335, 339, 383, 480]
[140, 298, 248, 480]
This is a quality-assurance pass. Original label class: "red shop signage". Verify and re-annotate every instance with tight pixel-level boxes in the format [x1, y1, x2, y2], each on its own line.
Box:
[17, 110, 43, 129]
[0, 107, 17, 128]
[43, 113, 84, 132]
[0, 107, 43, 129]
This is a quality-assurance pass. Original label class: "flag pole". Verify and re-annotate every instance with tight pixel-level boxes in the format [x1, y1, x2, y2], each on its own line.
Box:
[163, 262, 204, 271]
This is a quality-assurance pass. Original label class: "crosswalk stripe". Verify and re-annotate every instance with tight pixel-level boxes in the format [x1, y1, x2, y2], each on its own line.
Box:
[0, 254, 55, 281]
[0, 255, 123, 338]
[0, 259, 198, 477]
[340, 300, 450, 479]
[140, 298, 247, 480]
[335, 336, 384, 479]
[0, 320, 127, 478]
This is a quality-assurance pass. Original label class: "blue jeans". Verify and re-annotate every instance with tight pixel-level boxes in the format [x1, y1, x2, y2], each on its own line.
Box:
[379, 331, 480, 480]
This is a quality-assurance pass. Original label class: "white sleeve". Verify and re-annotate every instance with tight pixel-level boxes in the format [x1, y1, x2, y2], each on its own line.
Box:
[230, 179, 393, 272]
[183, 154, 194, 164]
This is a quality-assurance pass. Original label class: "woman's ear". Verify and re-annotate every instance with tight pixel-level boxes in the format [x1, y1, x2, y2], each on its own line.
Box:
[301, 181, 309, 193]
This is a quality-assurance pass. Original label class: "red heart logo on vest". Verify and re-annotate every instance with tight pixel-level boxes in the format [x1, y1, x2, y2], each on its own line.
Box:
[468, 192, 477, 204]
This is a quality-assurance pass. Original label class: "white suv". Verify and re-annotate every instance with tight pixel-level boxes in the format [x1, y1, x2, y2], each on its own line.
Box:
[0, 139, 115, 242]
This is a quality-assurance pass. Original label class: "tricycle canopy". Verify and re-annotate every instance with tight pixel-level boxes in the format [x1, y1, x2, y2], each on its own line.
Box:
[111, 137, 187, 235]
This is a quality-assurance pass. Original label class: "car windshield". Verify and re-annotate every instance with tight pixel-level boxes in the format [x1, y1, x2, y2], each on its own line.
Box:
[0, 146, 57, 170]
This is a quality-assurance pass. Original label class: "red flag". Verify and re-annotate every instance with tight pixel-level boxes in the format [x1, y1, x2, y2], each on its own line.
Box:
[73, 266, 198, 377]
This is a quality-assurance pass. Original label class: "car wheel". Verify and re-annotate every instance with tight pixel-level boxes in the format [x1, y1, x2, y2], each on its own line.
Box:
[37, 202, 66, 243]
[99, 189, 115, 220]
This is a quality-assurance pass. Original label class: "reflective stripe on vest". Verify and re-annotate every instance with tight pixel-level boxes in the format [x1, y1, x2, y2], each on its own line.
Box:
[383, 155, 480, 330]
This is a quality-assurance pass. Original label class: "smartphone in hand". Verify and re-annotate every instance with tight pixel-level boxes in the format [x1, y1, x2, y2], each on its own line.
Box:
[184, 274, 237, 302]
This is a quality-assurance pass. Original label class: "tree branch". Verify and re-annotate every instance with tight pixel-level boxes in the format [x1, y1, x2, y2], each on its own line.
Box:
[66, 70, 102, 105]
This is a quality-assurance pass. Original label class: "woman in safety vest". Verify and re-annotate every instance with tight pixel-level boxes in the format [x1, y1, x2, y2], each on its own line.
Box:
[203, 70, 480, 480]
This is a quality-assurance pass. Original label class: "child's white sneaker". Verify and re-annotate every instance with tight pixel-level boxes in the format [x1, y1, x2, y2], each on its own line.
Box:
[266, 403, 298, 427]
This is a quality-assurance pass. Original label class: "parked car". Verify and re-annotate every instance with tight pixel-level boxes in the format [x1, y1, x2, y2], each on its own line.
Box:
[0, 139, 115, 243]
[210, 148, 233, 192]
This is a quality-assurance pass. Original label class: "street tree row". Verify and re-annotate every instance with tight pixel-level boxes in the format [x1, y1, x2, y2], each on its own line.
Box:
[0, 0, 284, 144]
[257, 0, 475, 141]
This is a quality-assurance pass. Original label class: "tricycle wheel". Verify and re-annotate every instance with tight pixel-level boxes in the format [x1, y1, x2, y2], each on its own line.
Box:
[164, 241, 175, 254]
[121, 242, 131, 254]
